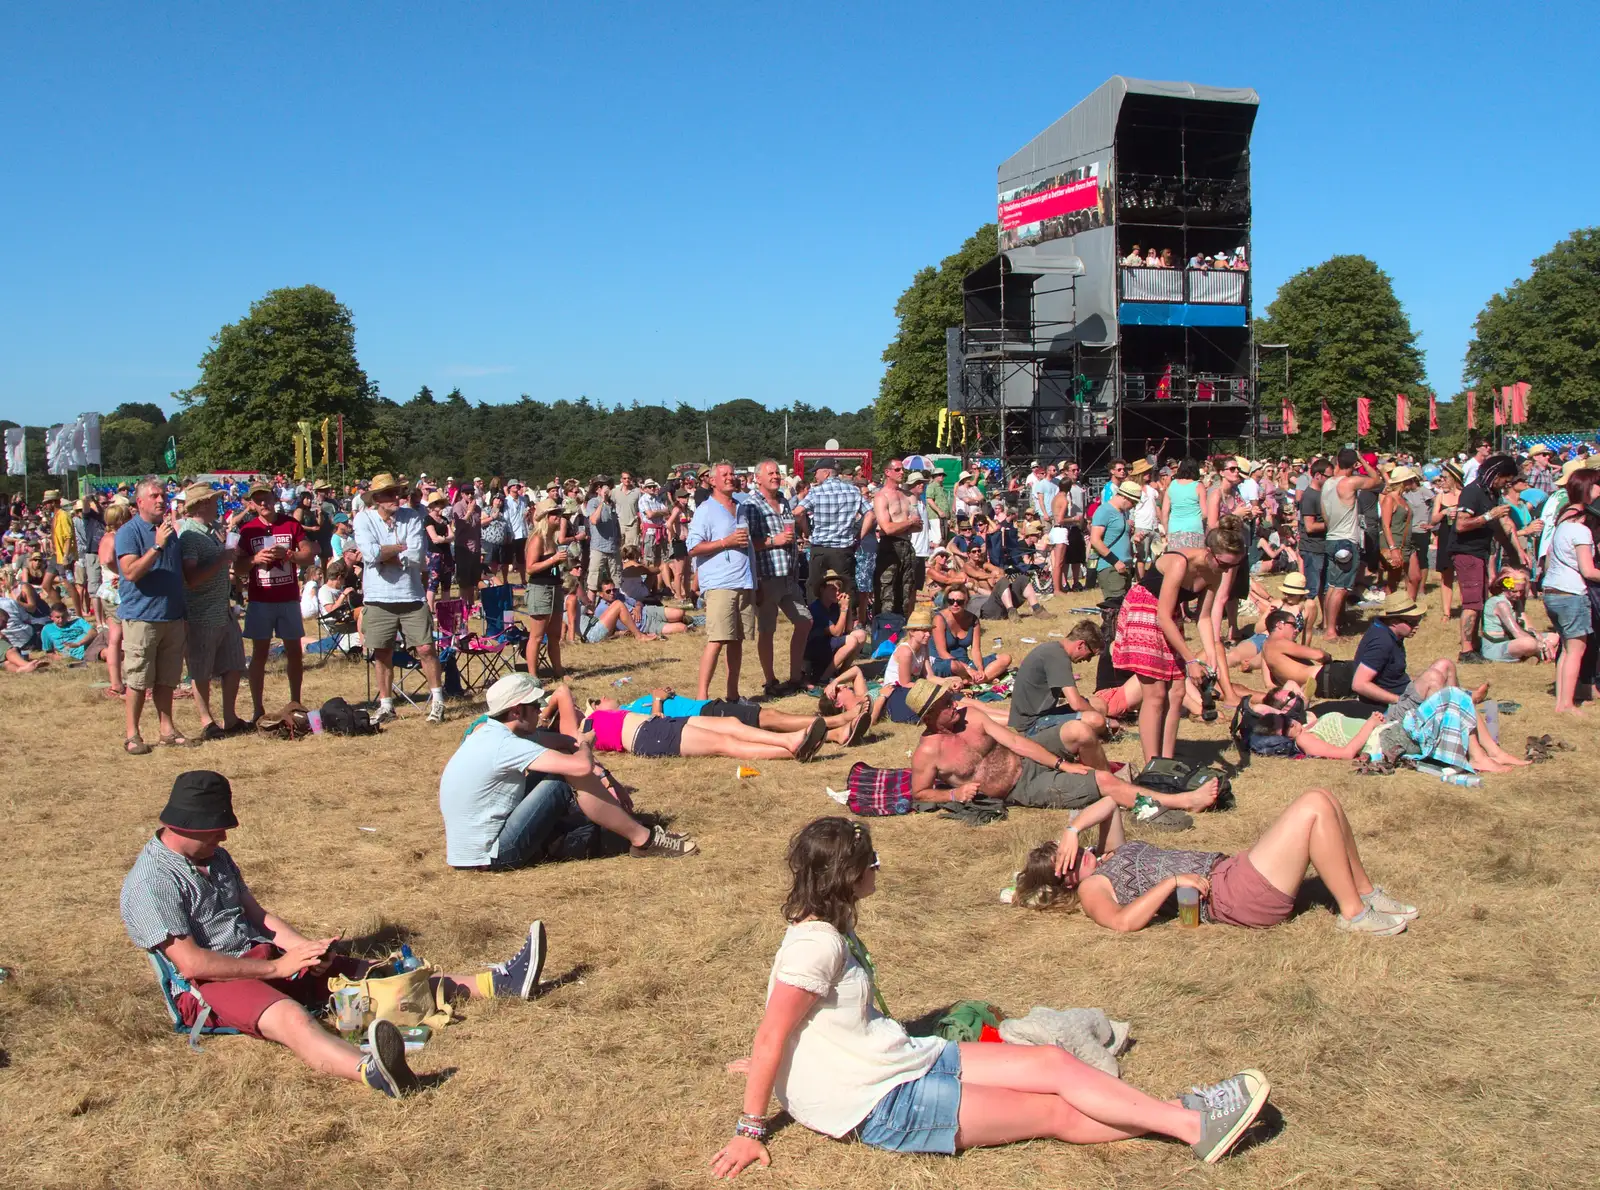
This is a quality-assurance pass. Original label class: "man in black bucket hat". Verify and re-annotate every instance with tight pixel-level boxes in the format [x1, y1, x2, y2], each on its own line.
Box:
[120, 771, 550, 1097]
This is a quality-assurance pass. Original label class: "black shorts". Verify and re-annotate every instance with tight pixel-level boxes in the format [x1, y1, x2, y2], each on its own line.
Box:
[1314, 660, 1357, 700]
[1065, 526, 1087, 564]
[671, 539, 688, 560]
[697, 699, 760, 727]
[633, 716, 687, 757]
[883, 685, 918, 724]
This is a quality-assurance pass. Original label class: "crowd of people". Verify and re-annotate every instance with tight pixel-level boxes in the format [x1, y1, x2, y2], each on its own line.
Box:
[4, 433, 1585, 1176]
[1120, 245, 1249, 271]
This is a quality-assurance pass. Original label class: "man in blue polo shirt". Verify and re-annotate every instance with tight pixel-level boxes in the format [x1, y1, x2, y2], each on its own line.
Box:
[686, 460, 757, 702]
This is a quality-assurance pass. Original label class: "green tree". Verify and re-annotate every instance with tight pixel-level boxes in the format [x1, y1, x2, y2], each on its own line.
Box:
[1465, 227, 1600, 432]
[176, 285, 385, 472]
[1254, 255, 1427, 455]
[875, 222, 998, 456]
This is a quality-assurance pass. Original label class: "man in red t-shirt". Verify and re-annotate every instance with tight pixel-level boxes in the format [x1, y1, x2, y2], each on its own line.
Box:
[235, 481, 316, 722]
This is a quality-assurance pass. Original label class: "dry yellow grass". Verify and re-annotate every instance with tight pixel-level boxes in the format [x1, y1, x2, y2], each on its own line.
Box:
[2, 596, 1599, 1190]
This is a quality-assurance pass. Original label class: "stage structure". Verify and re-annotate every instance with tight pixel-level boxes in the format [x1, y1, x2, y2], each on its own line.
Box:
[948, 76, 1279, 475]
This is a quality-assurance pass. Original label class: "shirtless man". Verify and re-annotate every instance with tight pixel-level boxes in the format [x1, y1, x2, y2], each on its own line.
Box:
[904, 680, 1218, 818]
[1259, 610, 1333, 689]
[871, 460, 922, 617]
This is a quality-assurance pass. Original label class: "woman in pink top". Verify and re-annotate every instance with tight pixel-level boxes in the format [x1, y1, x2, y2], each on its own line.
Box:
[545, 685, 831, 762]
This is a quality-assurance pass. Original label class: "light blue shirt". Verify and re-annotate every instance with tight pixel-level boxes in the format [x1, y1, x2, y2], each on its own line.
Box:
[354, 506, 426, 603]
[686, 494, 755, 591]
[624, 694, 709, 716]
[438, 718, 549, 867]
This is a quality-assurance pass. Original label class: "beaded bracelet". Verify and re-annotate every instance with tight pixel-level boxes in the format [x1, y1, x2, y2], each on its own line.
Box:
[735, 1114, 770, 1142]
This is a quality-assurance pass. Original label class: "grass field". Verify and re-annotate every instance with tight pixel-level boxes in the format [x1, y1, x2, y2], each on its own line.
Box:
[2, 592, 1598, 1190]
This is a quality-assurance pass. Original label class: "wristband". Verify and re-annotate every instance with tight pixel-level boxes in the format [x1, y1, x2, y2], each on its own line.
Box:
[735, 1114, 770, 1142]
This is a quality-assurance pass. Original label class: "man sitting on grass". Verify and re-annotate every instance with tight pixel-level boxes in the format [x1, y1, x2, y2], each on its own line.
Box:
[906, 680, 1215, 823]
[0, 607, 50, 671]
[39, 600, 109, 664]
[121, 770, 549, 1099]
[1006, 621, 1108, 738]
[439, 673, 698, 866]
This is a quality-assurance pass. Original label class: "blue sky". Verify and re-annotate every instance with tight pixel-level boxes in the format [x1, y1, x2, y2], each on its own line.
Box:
[1, 2, 1591, 427]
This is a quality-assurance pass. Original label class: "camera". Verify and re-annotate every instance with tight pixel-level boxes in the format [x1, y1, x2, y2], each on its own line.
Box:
[1196, 668, 1220, 722]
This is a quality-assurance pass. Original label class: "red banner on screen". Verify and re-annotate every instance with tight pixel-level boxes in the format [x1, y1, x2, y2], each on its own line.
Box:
[998, 177, 1100, 230]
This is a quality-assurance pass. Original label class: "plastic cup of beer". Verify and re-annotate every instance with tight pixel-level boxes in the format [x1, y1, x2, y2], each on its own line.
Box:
[1176, 885, 1201, 928]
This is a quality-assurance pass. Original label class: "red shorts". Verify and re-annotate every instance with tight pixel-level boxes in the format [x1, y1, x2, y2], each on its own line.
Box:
[1097, 684, 1130, 719]
[1207, 853, 1295, 929]
[1453, 553, 1487, 611]
[176, 943, 368, 1037]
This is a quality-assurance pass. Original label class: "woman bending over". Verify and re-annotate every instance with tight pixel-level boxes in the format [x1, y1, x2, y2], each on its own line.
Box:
[1015, 788, 1415, 936]
[711, 817, 1272, 1179]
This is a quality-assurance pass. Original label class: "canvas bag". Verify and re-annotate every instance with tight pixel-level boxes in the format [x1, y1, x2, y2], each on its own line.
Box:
[326, 952, 456, 1029]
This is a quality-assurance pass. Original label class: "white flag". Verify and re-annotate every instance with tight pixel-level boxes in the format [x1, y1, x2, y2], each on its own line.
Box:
[45, 424, 64, 473]
[69, 419, 89, 469]
[3, 428, 23, 476]
[79, 412, 102, 466]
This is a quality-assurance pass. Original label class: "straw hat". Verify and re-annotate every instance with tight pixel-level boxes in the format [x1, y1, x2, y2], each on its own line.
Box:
[905, 608, 935, 631]
[1387, 466, 1420, 486]
[246, 479, 274, 499]
[1280, 572, 1310, 597]
[41, 490, 60, 502]
[1377, 592, 1427, 620]
[1128, 458, 1153, 478]
[1559, 456, 1593, 484]
[182, 482, 220, 506]
[367, 472, 403, 496]
[1116, 480, 1143, 500]
[904, 679, 953, 723]
[1528, 443, 1553, 457]
[425, 490, 449, 507]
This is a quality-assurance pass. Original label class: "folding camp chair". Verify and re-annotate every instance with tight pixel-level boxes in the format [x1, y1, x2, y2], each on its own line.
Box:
[147, 949, 242, 1051]
[468, 583, 529, 684]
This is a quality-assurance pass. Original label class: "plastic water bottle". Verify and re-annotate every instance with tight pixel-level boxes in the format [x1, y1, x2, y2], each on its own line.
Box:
[398, 944, 422, 972]
[1441, 771, 1482, 787]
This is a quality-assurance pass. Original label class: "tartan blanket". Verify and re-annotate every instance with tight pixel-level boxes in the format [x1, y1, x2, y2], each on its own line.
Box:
[1402, 687, 1476, 771]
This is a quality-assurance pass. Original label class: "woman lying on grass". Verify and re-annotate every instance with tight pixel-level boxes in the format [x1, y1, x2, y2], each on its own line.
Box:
[710, 817, 1272, 1179]
[544, 683, 833, 762]
[1231, 682, 1387, 761]
[1013, 788, 1416, 935]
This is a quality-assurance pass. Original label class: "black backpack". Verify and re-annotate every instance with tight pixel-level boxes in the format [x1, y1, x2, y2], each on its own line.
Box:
[319, 696, 379, 736]
[1133, 757, 1232, 805]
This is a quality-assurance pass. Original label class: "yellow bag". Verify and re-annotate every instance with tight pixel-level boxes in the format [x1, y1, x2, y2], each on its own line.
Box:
[327, 952, 456, 1030]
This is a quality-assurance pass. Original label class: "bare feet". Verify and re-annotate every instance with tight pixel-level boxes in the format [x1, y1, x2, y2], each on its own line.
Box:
[1165, 778, 1220, 812]
[1471, 682, 1491, 704]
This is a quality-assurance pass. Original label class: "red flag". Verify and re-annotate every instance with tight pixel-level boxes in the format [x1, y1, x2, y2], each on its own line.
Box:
[1321, 401, 1335, 433]
[1493, 386, 1507, 426]
[1429, 392, 1438, 431]
[1356, 397, 1371, 436]
[1395, 393, 1409, 432]
[1466, 389, 1476, 429]
[1282, 397, 1298, 435]
[1511, 381, 1529, 425]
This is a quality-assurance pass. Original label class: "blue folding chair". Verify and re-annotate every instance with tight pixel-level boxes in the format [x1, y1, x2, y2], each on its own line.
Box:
[147, 950, 242, 1051]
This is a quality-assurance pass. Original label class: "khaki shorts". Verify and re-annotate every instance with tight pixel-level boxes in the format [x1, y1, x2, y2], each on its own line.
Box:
[524, 582, 559, 618]
[364, 601, 433, 652]
[123, 618, 187, 691]
[704, 587, 756, 643]
[186, 617, 247, 684]
[757, 575, 812, 635]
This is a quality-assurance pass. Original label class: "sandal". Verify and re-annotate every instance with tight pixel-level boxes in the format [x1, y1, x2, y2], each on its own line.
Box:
[124, 736, 152, 756]
[104, 685, 127, 700]
[200, 723, 228, 742]
[846, 708, 872, 746]
[1352, 756, 1395, 776]
[795, 716, 829, 763]
[159, 732, 197, 748]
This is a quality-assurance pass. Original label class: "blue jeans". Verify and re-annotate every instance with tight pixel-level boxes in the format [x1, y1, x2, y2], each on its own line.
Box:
[1301, 551, 1326, 598]
[489, 777, 591, 869]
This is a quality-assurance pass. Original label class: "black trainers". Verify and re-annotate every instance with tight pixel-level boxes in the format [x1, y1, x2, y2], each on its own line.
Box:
[360, 1019, 419, 1098]
[1458, 650, 1485, 664]
[489, 921, 547, 999]
[1184, 1069, 1270, 1163]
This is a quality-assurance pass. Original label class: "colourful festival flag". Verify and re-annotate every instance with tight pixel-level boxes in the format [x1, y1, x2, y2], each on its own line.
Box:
[1429, 392, 1439, 431]
[1282, 397, 1298, 436]
[1512, 381, 1529, 425]
[1321, 400, 1335, 433]
[1466, 389, 1476, 430]
[1395, 393, 1409, 432]
[1493, 387, 1506, 427]
[1356, 397, 1371, 436]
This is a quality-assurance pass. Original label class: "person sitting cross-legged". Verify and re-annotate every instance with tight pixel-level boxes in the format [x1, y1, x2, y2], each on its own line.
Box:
[440, 674, 699, 866]
[121, 770, 552, 1099]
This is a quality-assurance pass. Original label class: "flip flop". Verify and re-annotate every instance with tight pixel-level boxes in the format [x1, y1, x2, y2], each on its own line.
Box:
[159, 732, 198, 748]
[795, 716, 828, 763]
[1496, 701, 1521, 714]
[1142, 807, 1194, 831]
[846, 708, 872, 746]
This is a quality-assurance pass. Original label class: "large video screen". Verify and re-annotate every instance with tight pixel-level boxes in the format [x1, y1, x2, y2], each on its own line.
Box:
[998, 160, 1112, 251]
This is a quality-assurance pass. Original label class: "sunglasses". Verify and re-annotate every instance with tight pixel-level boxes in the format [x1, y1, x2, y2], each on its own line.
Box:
[869, 850, 881, 870]
[947, 598, 967, 607]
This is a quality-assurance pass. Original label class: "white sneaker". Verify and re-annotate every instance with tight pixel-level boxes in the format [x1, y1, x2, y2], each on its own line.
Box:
[1334, 906, 1408, 935]
[426, 699, 445, 724]
[374, 704, 397, 725]
[1363, 885, 1418, 921]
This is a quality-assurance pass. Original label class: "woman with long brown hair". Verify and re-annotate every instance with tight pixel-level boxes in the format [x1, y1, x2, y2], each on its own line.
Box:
[523, 498, 566, 678]
[710, 817, 1271, 1179]
[1429, 464, 1463, 620]
[1109, 518, 1246, 766]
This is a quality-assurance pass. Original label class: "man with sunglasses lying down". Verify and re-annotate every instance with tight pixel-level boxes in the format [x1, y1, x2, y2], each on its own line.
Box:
[903, 680, 1217, 825]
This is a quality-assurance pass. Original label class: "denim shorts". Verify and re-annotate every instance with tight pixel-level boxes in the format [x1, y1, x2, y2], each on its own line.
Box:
[856, 1041, 961, 1154]
[1543, 592, 1592, 640]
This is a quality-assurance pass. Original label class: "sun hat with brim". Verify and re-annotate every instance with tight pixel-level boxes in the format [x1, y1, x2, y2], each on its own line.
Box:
[959, 470, 974, 480]
[485, 673, 546, 717]
[1281, 573, 1310, 596]
[905, 679, 953, 723]
[1529, 444, 1553, 457]
[905, 470, 926, 484]
[1128, 459, 1153, 477]
[42, 489, 61, 502]
[247, 480, 275, 499]
[1115, 480, 1143, 500]
[1559, 456, 1593, 484]
[367, 472, 403, 496]
[160, 770, 238, 831]
[1377, 593, 1426, 620]
[1442, 462, 1465, 485]
[819, 568, 849, 584]
[182, 482, 220, 506]
[904, 608, 935, 631]
[425, 490, 449, 507]
[1387, 466, 1420, 485]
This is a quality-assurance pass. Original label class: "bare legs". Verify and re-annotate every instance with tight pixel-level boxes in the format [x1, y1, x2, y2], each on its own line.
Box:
[524, 614, 562, 678]
[696, 640, 742, 702]
[1134, 675, 1169, 768]
[954, 1043, 1201, 1149]
[1554, 635, 1586, 714]
[104, 618, 124, 692]
[1244, 788, 1374, 920]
